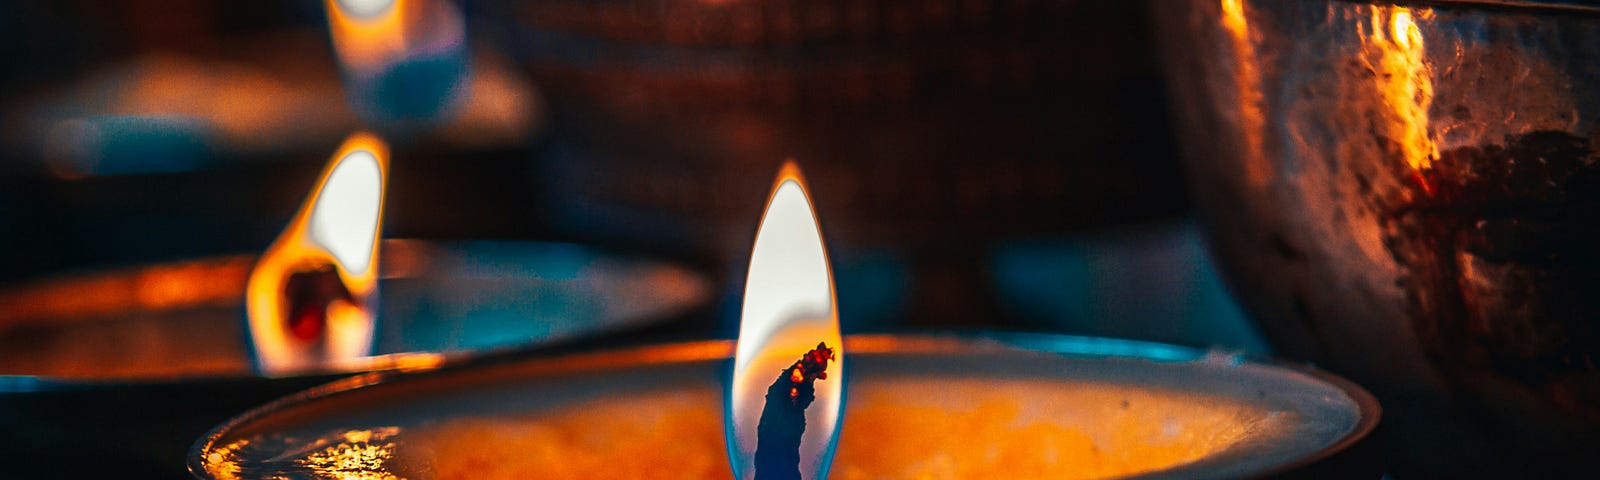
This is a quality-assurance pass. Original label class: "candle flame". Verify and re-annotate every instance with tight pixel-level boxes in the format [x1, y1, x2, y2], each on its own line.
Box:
[326, 0, 409, 71]
[325, 0, 465, 74]
[246, 133, 388, 376]
[325, 0, 468, 127]
[727, 162, 844, 480]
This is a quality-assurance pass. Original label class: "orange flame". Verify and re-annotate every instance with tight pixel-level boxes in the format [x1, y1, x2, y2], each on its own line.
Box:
[325, 0, 410, 70]
[325, 0, 464, 74]
[246, 133, 389, 375]
[1363, 6, 1437, 172]
[727, 161, 845, 480]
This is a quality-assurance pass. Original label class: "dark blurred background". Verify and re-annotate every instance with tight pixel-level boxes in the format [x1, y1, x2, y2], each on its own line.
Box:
[0, 0, 1266, 352]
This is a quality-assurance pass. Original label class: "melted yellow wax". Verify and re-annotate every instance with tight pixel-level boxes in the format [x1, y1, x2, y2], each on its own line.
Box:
[404, 379, 1281, 480]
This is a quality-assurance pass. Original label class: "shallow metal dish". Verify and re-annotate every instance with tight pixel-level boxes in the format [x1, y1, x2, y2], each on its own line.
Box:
[0, 240, 710, 478]
[189, 333, 1381, 480]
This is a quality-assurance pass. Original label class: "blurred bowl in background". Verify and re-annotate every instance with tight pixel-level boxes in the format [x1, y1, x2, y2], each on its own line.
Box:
[468, 0, 1190, 328]
[1157, 0, 1600, 476]
[990, 221, 1267, 353]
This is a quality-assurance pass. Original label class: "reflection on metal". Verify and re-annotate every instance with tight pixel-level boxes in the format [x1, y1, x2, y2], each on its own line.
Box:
[294, 428, 403, 480]
[1159, 1, 1600, 474]
[727, 162, 844, 480]
[246, 133, 388, 376]
[1220, 0, 1271, 186]
[204, 427, 404, 480]
[1363, 6, 1436, 173]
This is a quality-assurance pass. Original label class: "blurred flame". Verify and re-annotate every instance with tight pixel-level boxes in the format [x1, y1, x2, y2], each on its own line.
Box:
[326, 0, 409, 70]
[325, 0, 469, 127]
[727, 162, 844, 480]
[246, 133, 388, 375]
[1364, 6, 1437, 172]
[1220, 0, 1270, 186]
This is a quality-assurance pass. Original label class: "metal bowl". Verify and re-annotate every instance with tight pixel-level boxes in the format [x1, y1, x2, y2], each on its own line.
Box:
[1156, 0, 1600, 476]
[188, 333, 1381, 480]
[0, 240, 710, 478]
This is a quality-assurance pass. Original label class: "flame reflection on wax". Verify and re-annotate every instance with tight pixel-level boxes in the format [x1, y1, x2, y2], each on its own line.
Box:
[727, 162, 845, 480]
[246, 133, 388, 376]
[326, 0, 410, 71]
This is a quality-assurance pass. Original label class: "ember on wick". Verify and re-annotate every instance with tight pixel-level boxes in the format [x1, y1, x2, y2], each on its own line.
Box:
[754, 341, 835, 480]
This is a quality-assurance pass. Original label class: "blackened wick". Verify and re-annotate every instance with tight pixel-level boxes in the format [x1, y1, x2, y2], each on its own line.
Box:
[754, 342, 835, 480]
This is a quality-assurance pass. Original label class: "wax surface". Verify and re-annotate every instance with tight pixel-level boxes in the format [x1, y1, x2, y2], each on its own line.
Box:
[208, 379, 1283, 480]
[194, 338, 1368, 480]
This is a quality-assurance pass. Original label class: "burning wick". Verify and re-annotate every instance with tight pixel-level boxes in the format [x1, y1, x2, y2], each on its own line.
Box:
[756, 342, 836, 480]
[784, 343, 835, 403]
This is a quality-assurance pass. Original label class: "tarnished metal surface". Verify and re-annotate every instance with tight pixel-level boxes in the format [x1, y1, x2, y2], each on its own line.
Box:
[1157, 1, 1600, 476]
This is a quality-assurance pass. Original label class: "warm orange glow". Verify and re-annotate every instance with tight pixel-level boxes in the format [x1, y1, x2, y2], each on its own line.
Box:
[1363, 6, 1437, 172]
[728, 161, 845, 480]
[246, 133, 389, 375]
[1220, 0, 1270, 186]
[412, 381, 1272, 480]
[325, 0, 410, 70]
[1220, 0, 1247, 33]
[357, 351, 446, 373]
[831, 380, 1265, 479]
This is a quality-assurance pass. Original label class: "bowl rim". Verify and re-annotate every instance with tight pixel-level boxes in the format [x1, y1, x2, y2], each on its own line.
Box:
[187, 331, 1381, 480]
